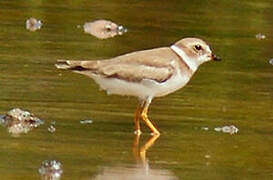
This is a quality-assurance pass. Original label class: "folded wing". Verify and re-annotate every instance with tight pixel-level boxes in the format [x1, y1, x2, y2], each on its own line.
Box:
[56, 48, 176, 83]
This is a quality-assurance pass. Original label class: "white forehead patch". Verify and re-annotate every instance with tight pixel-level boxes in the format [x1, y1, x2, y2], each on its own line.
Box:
[204, 44, 212, 54]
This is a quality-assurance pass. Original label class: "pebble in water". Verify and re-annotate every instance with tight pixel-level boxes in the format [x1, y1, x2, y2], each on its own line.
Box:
[26, 17, 42, 32]
[201, 127, 209, 131]
[269, 59, 273, 65]
[47, 121, 56, 133]
[0, 108, 44, 135]
[255, 33, 266, 40]
[80, 119, 93, 124]
[83, 19, 127, 39]
[214, 125, 239, 135]
[39, 160, 63, 180]
[0, 115, 4, 123]
[48, 125, 56, 133]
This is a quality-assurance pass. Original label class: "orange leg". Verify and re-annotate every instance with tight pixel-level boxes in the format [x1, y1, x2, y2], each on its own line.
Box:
[134, 103, 143, 135]
[140, 98, 160, 135]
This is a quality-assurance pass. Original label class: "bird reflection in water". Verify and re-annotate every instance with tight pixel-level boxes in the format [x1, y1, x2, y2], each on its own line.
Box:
[83, 19, 127, 39]
[93, 135, 178, 180]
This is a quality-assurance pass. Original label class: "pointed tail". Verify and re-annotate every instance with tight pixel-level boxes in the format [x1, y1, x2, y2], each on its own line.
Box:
[55, 60, 87, 70]
[55, 60, 71, 69]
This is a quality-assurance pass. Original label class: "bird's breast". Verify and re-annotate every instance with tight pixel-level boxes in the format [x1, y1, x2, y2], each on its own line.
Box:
[142, 63, 192, 98]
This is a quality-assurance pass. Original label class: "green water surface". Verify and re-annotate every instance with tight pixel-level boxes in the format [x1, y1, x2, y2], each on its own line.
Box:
[0, 0, 272, 179]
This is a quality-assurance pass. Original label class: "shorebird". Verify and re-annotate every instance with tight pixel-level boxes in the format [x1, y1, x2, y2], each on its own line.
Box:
[55, 37, 221, 135]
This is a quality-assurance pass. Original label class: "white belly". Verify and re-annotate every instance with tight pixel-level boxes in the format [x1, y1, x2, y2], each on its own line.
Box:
[90, 66, 191, 100]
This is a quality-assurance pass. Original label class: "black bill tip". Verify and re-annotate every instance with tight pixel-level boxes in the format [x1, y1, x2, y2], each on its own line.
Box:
[212, 54, 221, 61]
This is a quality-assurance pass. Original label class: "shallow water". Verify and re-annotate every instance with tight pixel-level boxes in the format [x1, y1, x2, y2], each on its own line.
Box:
[0, 0, 273, 179]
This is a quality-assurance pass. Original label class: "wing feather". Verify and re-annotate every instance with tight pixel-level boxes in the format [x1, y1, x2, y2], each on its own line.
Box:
[57, 47, 177, 83]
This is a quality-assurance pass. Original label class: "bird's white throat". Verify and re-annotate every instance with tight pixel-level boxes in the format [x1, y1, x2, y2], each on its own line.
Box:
[170, 45, 198, 72]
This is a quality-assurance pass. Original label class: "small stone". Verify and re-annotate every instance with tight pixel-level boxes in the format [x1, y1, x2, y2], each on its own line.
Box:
[39, 160, 63, 180]
[255, 33, 266, 40]
[269, 59, 273, 65]
[201, 127, 209, 131]
[26, 17, 42, 32]
[214, 125, 239, 135]
[48, 125, 56, 133]
[214, 127, 222, 132]
[80, 120, 93, 124]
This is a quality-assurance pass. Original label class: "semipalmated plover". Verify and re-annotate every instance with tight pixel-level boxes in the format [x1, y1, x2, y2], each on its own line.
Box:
[56, 37, 221, 135]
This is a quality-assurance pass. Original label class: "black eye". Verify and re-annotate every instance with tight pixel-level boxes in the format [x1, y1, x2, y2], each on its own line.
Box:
[194, 45, 202, 51]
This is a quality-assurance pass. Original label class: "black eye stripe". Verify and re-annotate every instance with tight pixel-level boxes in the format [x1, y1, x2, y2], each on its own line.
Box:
[194, 45, 202, 51]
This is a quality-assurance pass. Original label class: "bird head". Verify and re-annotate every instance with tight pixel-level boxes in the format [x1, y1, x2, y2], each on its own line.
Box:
[174, 38, 221, 67]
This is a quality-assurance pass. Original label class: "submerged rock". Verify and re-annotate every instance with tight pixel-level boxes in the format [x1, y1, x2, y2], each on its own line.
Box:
[83, 19, 127, 39]
[214, 125, 239, 135]
[26, 17, 42, 32]
[39, 160, 63, 180]
[0, 108, 44, 135]
[255, 33, 266, 40]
